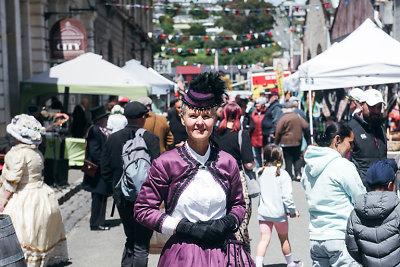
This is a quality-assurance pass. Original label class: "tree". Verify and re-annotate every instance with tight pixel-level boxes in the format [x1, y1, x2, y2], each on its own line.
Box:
[159, 16, 174, 35]
[216, 0, 274, 34]
[189, 5, 209, 19]
[184, 24, 206, 36]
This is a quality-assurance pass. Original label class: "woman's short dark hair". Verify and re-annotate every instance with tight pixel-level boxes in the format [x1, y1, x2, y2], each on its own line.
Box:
[316, 122, 352, 147]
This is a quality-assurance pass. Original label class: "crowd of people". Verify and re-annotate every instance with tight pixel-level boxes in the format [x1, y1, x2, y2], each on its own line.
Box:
[0, 71, 398, 267]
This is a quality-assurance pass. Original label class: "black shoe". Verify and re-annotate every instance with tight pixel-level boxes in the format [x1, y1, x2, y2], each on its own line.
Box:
[90, 225, 110, 231]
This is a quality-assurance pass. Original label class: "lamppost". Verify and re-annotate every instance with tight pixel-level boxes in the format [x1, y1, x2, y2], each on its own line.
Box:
[140, 39, 147, 65]
[230, 57, 235, 82]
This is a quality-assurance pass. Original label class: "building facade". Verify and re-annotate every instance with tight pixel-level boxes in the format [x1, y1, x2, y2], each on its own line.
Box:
[0, 0, 152, 137]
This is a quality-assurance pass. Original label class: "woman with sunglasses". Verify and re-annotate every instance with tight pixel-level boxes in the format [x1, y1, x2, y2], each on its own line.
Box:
[301, 122, 366, 266]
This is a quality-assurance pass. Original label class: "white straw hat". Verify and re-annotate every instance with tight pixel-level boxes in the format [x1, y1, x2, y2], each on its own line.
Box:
[6, 114, 45, 145]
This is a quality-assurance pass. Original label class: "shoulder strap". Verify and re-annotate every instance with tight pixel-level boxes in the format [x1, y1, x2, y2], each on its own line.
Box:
[84, 125, 95, 159]
[135, 128, 147, 138]
[238, 129, 243, 151]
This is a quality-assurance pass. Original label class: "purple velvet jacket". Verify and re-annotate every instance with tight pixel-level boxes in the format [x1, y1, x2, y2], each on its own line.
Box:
[134, 144, 246, 233]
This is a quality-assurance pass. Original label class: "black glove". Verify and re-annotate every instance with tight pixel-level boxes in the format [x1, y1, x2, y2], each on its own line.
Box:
[209, 215, 238, 238]
[175, 219, 220, 244]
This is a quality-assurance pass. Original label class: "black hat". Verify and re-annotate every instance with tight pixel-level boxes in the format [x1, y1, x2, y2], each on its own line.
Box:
[91, 106, 109, 122]
[182, 72, 226, 110]
[124, 101, 149, 119]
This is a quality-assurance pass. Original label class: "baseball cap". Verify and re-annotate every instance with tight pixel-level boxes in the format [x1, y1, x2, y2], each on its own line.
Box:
[137, 96, 152, 106]
[364, 89, 385, 107]
[256, 97, 267, 105]
[124, 101, 149, 119]
[268, 88, 280, 96]
[346, 88, 365, 103]
[366, 159, 398, 186]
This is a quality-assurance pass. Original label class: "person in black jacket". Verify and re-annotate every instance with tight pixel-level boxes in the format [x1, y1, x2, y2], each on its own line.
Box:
[82, 106, 111, 231]
[101, 101, 160, 267]
[261, 88, 283, 145]
[72, 97, 90, 138]
[349, 89, 387, 187]
[167, 99, 187, 147]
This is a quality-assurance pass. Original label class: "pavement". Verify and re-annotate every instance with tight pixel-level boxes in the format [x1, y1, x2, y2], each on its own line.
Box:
[56, 171, 312, 267]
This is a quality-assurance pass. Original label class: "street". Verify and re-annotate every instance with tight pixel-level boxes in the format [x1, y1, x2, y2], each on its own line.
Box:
[63, 181, 311, 267]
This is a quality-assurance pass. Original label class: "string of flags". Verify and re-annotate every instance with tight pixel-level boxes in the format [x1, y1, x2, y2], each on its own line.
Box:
[105, 2, 331, 14]
[162, 42, 278, 54]
[167, 59, 253, 69]
[148, 28, 303, 40]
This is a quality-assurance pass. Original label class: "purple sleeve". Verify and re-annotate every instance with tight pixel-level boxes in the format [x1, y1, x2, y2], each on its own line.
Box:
[227, 163, 246, 225]
[134, 158, 169, 232]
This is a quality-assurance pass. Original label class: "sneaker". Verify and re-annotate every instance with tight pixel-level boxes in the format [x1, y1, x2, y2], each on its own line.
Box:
[288, 261, 303, 267]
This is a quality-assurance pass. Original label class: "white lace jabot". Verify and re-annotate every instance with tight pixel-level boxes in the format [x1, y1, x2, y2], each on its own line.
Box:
[161, 143, 227, 235]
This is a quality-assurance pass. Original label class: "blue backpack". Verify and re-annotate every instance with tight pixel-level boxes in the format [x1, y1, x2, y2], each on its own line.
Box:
[116, 128, 151, 202]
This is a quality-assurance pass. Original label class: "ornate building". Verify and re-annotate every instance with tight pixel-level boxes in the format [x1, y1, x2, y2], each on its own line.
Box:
[0, 0, 152, 136]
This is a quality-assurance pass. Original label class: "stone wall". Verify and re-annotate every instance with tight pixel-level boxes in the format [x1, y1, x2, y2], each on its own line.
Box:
[0, 1, 9, 136]
[302, 0, 329, 61]
[394, 0, 400, 41]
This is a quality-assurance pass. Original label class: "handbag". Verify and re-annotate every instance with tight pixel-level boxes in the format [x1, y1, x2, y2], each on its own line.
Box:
[224, 239, 255, 267]
[238, 129, 260, 198]
[81, 125, 98, 178]
[81, 159, 98, 178]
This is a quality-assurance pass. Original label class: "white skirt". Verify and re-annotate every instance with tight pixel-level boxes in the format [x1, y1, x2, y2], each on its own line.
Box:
[2, 181, 68, 266]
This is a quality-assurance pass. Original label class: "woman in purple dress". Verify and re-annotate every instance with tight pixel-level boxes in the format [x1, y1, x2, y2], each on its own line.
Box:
[134, 72, 247, 266]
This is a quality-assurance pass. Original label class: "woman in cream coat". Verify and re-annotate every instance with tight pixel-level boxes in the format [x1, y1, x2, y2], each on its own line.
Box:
[0, 114, 68, 266]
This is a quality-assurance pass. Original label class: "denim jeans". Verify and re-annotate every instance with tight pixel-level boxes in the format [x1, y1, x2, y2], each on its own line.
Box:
[117, 199, 153, 267]
[253, 146, 263, 168]
[310, 239, 360, 267]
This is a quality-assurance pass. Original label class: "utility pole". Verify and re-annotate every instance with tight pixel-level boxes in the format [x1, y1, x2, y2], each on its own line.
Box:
[230, 57, 235, 82]
[289, 3, 294, 71]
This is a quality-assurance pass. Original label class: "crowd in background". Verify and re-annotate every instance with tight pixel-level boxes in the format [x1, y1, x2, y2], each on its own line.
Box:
[0, 72, 398, 267]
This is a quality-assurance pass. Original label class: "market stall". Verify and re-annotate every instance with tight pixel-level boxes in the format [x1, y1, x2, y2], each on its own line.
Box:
[19, 53, 150, 182]
[20, 53, 150, 111]
[284, 19, 400, 138]
[122, 59, 175, 95]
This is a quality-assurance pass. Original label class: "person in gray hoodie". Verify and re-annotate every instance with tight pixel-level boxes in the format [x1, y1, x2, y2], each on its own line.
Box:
[346, 159, 400, 267]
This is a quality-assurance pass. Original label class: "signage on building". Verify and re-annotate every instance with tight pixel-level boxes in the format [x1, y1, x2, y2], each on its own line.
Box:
[49, 18, 88, 60]
[154, 59, 172, 74]
[251, 71, 290, 98]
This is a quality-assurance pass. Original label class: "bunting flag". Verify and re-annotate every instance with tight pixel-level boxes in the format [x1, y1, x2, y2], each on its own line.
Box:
[148, 30, 289, 41]
[164, 60, 260, 70]
[161, 42, 277, 55]
[104, 2, 329, 16]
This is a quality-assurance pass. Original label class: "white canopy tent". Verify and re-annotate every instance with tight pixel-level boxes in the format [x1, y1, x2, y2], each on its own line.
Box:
[283, 19, 400, 138]
[123, 60, 176, 95]
[286, 19, 400, 92]
[20, 53, 149, 110]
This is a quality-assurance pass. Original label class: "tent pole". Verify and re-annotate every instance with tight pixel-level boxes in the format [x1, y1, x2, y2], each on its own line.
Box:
[62, 86, 70, 114]
[308, 88, 314, 143]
